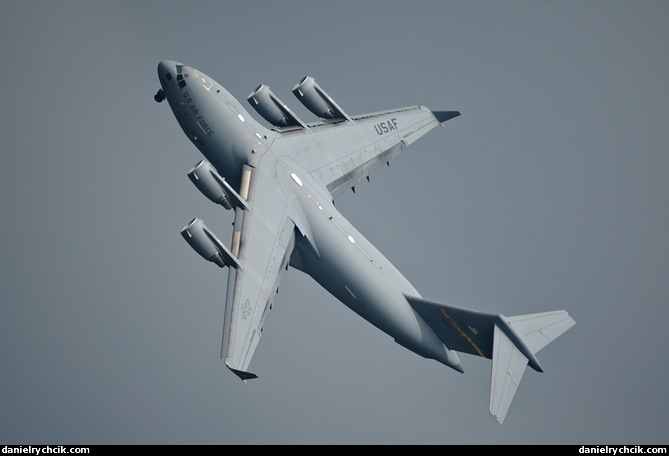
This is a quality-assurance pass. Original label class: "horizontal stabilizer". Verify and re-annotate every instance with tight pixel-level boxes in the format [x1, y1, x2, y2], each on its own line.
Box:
[506, 310, 576, 355]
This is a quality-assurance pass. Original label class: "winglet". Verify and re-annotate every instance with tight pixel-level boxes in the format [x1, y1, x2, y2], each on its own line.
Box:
[432, 111, 461, 124]
[225, 360, 259, 381]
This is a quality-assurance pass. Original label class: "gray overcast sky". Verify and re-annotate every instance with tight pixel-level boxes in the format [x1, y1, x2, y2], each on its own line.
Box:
[1, 0, 668, 445]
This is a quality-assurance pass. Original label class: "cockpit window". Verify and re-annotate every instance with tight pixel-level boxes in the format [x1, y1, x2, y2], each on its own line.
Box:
[176, 65, 187, 89]
[166, 72, 172, 81]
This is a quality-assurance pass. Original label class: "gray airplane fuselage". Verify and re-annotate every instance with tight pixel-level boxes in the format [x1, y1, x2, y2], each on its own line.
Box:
[157, 60, 463, 372]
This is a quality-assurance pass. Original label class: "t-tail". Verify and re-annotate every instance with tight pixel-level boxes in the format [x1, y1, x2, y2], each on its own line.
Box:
[405, 296, 575, 424]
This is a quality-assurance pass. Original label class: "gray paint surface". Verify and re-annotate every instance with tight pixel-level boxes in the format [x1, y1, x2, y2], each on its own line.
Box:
[1, 0, 668, 445]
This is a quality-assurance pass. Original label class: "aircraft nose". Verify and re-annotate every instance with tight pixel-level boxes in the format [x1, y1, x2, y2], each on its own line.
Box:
[157, 59, 181, 78]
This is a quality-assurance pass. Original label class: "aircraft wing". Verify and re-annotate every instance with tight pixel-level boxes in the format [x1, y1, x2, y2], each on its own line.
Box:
[221, 164, 297, 380]
[300, 106, 460, 199]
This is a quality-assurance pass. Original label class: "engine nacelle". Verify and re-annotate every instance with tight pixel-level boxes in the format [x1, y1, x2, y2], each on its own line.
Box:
[180, 218, 239, 269]
[187, 160, 235, 209]
[292, 76, 352, 121]
[247, 84, 305, 128]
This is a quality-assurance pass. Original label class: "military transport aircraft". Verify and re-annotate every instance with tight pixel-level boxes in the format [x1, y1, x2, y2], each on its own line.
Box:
[154, 60, 575, 424]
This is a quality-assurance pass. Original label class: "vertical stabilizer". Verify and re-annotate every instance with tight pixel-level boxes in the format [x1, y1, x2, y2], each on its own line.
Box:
[405, 295, 575, 424]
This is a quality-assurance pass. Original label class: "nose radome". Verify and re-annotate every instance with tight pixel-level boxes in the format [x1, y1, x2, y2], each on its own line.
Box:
[158, 60, 181, 78]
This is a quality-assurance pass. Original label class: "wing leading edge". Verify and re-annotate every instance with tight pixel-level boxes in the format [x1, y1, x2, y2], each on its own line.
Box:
[405, 296, 575, 423]
[221, 163, 297, 380]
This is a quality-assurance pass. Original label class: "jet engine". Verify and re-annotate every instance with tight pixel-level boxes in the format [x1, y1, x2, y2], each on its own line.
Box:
[187, 160, 234, 209]
[247, 84, 305, 128]
[292, 76, 352, 122]
[180, 218, 238, 269]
